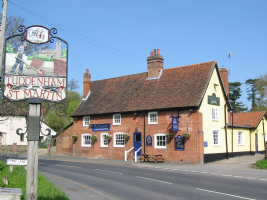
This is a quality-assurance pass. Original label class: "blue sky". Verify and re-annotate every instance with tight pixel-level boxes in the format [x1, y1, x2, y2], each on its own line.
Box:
[6, 0, 267, 109]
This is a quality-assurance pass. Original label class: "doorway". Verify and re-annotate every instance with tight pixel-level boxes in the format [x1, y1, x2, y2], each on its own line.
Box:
[255, 134, 259, 154]
[133, 132, 142, 156]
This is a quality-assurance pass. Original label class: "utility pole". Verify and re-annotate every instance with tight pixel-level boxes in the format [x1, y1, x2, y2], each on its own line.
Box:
[0, 0, 8, 69]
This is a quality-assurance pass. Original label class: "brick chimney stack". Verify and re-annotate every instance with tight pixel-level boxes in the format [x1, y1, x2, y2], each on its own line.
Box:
[219, 67, 229, 98]
[83, 69, 91, 98]
[147, 49, 164, 78]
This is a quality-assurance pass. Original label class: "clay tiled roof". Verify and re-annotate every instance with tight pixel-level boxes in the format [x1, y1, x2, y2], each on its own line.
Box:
[228, 111, 266, 128]
[71, 61, 217, 116]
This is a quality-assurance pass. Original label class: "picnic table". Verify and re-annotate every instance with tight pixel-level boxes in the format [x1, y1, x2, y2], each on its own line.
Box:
[139, 154, 164, 164]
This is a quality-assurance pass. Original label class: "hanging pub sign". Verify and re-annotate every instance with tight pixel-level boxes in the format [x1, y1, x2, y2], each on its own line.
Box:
[3, 25, 68, 102]
[172, 117, 178, 131]
[175, 135, 184, 150]
[208, 93, 220, 106]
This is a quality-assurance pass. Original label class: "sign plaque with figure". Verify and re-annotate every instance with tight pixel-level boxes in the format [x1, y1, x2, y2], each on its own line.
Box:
[3, 25, 68, 102]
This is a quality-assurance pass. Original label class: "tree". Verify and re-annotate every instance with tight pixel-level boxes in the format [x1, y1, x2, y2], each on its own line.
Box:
[256, 74, 267, 109]
[229, 82, 247, 112]
[67, 78, 80, 91]
[245, 79, 260, 110]
[4, 14, 51, 56]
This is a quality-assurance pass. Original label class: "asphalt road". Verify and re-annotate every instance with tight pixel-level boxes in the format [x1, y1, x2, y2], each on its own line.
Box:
[1, 153, 267, 200]
[38, 159, 267, 200]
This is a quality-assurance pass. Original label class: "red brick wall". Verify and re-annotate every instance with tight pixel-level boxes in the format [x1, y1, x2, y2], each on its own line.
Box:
[57, 109, 204, 164]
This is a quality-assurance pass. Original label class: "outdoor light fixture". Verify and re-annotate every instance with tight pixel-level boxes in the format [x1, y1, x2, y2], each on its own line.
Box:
[134, 113, 138, 116]
[189, 109, 193, 112]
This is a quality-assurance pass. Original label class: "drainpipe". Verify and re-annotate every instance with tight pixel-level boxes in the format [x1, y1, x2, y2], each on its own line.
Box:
[263, 118, 266, 158]
[231, 111, 234, 157]
[224, 104, 229, 159]
[143, 112, 146, 154]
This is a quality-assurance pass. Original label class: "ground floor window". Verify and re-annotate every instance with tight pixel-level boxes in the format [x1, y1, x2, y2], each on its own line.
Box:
[212, 130, 220, 146]
[113, 132, 125, 147]
[82, 134, 91, 147]
[154, 134, 166, 149]
[101, 133, 108, 147]
[238, 131, 244, 145]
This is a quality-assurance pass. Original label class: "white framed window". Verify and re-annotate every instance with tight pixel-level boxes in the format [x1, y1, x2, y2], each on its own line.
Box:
[101, 133, 108, 147]
[238, 131, 244, 145]
[83, 116, 90, 126]
[113, 132, 125, 147]
[154, 134, 166, 149]
[113, 114, 121, 125]
[212, 108, 219, 121]
[81, 134, 91, 147]
[212, 130, 220, 146]
[262, 134, 267, 140]
[148, 111, 158, 124]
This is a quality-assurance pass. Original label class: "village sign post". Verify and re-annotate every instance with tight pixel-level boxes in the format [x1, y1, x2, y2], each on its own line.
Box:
[3, 25, 68, 200]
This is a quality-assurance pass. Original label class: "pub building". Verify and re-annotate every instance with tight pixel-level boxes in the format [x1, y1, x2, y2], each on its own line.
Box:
[56, 49, 267, 164]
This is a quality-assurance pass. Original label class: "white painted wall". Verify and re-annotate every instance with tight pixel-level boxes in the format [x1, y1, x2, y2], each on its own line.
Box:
[0, 116, 56, 145]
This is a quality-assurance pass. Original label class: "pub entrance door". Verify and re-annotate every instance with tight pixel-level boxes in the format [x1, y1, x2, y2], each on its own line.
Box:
[133, 132, 142, 156]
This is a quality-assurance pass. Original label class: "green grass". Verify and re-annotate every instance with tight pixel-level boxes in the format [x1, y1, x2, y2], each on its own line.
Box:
[0, 161, 70, 200]
[254, 159, 267, 169]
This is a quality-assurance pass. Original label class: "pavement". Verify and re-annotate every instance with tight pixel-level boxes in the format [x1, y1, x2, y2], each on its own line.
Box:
[2, 152, 267, 200]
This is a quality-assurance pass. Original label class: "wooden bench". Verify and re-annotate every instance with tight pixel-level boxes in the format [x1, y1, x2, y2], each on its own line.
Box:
[139, 154, 164, 164]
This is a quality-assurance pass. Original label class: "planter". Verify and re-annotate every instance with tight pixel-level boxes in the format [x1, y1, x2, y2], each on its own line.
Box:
[123, 134, 130, 140]
[91, 135, 97, 144]
[166, 133, 173, 140]
[183, 133, 190, 140]
[72, 135, 78, 140]
[106, 135, 112, 141]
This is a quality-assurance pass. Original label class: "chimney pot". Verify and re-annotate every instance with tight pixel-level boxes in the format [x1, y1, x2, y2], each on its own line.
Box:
[147, 49, 164, 78]
[86, 69, 89, 73]
[157, 49, 160, 55]
[150, 52, 153, 57]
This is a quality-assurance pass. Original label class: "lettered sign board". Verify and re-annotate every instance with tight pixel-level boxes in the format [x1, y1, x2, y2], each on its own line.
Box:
[3, 25, 68, 102]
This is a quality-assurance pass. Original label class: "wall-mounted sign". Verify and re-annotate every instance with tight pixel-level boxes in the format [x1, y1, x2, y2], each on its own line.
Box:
[208, 93, 220, 106]
[146, 135, 152, 146]
[3, 25, 68, 102]
[175, 135, 184, 150]
[172, 117, 178, 131]
[204, 141, 208, 147]
[92, 124, 110, 131]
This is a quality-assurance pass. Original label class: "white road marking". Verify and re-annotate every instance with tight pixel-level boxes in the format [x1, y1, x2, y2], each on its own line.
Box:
[136, 176, 172, 184]
[94, 169, 123, 174]
[39, 162, 45, 164]
[56, 164, 81, 168]
[196, 188, 257, 200]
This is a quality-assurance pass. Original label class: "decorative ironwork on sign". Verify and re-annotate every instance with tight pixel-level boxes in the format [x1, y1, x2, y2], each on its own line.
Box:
[208, 93, 220, 106]
[3, 25, 68, 102]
